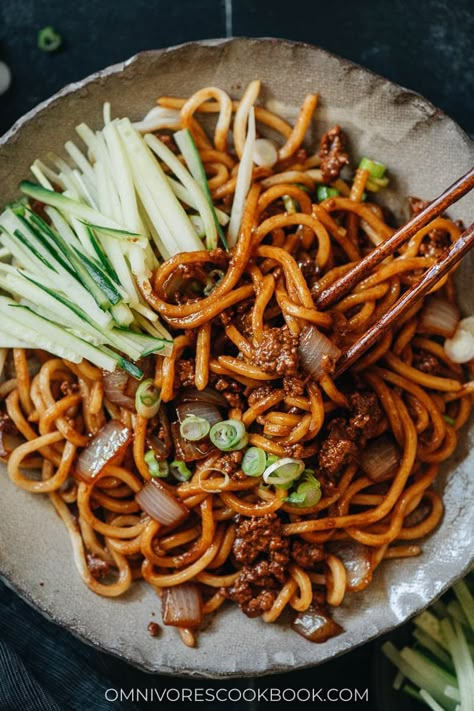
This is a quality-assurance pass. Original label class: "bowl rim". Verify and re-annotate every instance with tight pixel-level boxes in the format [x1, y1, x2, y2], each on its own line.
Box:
[0, 36, 472, 677]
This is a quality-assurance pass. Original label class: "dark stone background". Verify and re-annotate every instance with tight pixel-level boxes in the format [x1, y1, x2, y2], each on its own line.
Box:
[0, 1, 472, 709]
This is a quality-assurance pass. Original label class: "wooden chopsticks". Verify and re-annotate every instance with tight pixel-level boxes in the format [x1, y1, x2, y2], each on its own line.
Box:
[316, 166, 474, 310]
[335, 221, 474, 376]
[314, 165, 474, 377]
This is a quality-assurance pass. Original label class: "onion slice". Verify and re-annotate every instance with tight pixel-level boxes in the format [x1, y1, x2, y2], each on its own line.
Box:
[292, 605, 343, 642]
[176, 401, 222, 427]
[135, 479, 189, 527]
[419, 297, 460, 338]
[253, 138, 278, 167]
[162, 583, 202, 628]
[444, 316, 474, 364]
[75, 420, 132, 483]
[329, 542, 374, 592]
[178, 386, 227, 408]
[171, 422, 212, 462]
[360, 436, 400, 482]
[298, 325, 341, 380]
[102, 369, 136, 410]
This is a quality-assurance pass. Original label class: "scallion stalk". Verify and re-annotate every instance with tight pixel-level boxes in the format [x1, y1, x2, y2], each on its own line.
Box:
[170, 460, 193, 482]
[359, 157, 387, 179]
[144, 450, 169, 478]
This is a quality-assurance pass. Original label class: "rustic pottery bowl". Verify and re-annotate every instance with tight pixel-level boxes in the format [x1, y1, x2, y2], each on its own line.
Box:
[0, 38, 473, 677]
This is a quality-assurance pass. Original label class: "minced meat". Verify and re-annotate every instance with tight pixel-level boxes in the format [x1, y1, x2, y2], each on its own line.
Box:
[291, 540, 325, 569]
[412, 349, 443, 376]
[408, 196, 451, 258]
[319, 126, 350, 183]
[224, 513, 290, 618]
[86, 553, 110, 581]
[251, 327, 299, 376]
[318, 391, 383, 477]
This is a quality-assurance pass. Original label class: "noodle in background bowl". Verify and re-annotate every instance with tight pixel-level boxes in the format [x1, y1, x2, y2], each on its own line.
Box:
[0, 38, 473, 676]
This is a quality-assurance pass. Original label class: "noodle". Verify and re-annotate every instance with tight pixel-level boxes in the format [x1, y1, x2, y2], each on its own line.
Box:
[1, 80, 471, 649]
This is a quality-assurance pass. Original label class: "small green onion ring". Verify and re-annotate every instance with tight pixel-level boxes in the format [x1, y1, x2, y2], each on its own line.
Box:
[135, 379, 161, 419]
[209, 419, 247, 451]
[180, 415, 210, 442]
[37, 26, 63, 52]
[263, 457, 305, 488]
[144, 450, 169, 478]
[285, 471, 321, 507]
[242, 447, 267, 477]
[170, 460, 193, 481]
[317, 185, 340, 202]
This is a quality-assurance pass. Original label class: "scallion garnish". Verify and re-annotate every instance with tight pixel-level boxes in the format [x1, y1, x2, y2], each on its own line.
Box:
[317, 185, 340, 202]
[203, 269, 225, 296]
[144, 450, 169, 478]
[242, 447, 267, 477]
[37, 26, 63, 53]
[179, 415, 210, 442]
[282, 195, 299, 214]
[265, 454, 279, 467]
[359, 157, 387, 179]
[135, 379, 161, 419]
[443, 414, 456, 426]
[209, 419, 248, 451]
[170, 460, 193, 482]
[262, 457, 305, 488]
[285, 471, 322, 507]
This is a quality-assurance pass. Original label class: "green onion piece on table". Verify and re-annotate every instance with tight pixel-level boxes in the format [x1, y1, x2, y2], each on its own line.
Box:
[209, 419, 248, 451]
[317, 185, 340, 202]
[242, 447, 267, 477]
[179, 415, 210, 442]
[359, 157, 387, 179]
[135, 379, 161, 418]
[144, 450, 169, 478]
[38, 26, 63, 52]
[170, 460, 193, 482]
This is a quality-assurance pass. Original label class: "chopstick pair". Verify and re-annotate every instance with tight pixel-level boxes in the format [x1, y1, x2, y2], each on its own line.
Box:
[315, 166, 474, 376]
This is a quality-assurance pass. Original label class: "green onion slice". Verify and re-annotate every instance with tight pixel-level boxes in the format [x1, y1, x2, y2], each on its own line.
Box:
[317, 185, 340, 202]
[180, 415, 210, 442]
[263, 457, 305, 488]
[359, 157, 387, 179]
[203, 269, 225, 297]
[443, 414, 456, 426]
[285, 471, 322, 507]
[144, 450, 169, 478]
[282, 195, 299, 214]
[265, 453, 279, 467]
[242, 447, 267, 477]
[135, 379, 161, 419]
[209, 419, 247, 451]
[38, 26, 63, 52]
[170, 460, 193, 482]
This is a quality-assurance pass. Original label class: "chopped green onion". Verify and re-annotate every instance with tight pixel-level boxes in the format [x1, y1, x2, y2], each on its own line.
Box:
[37, 26, 62, 53]
[135, 379, 161, 418]
[203, 269, 225, 296]
[366, 176, 390, 192]
[317, 185, 340, 202]
[282, 195, 299, 214]
[144, 450, 169, 478]
[285, 471, 322, 507]
[359, 157, 387, 179]
[443, 414, 456, 426]
[179, 415, 210, 442]
[242, 447, 267, 477]
[361, 191, 367, 202]
[265, 454, 279, 467]
[294, 183, 310, 193]
[170, 460, 193, 482]
[209, 419, 247, 451]
[263, 457, 305, 488]
[179, 415, 211, 442]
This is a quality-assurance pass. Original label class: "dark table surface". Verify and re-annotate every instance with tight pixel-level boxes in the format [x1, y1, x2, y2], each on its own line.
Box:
[0, 1, 472, 709]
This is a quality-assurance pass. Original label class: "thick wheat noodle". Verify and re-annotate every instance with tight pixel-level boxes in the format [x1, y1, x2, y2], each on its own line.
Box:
[325, 554, 347, 606]
[278, 94, 318, 160]
[180, 87, 233, 152]
[233, 79, 261, 159]
[2, 84, 471, 648]
[288, 564, 314, 611]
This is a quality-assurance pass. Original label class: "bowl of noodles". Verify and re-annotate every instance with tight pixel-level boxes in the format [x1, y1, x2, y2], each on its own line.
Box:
[0, 38, 473, 676]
